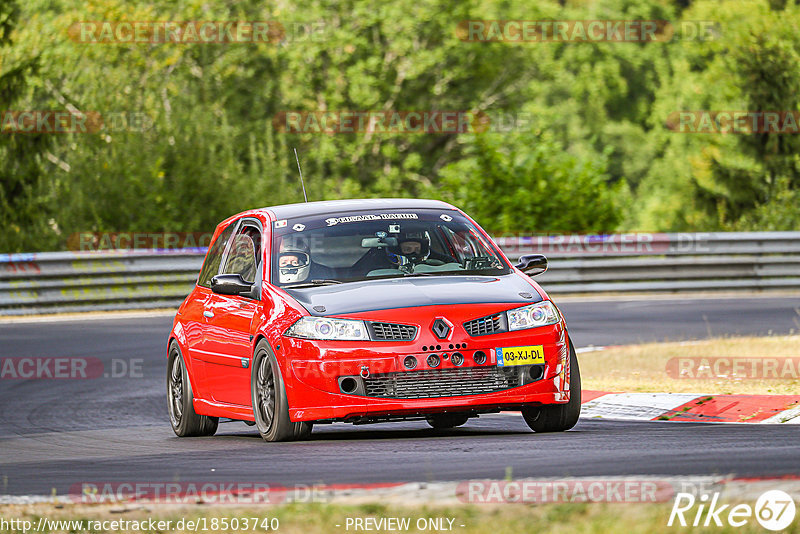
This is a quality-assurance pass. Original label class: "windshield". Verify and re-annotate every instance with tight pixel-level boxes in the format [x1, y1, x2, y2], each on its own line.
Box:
[271, 208, 509, 287]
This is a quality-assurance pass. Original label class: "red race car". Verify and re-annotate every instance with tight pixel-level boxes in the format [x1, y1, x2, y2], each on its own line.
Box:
[167, 199, 580, 441]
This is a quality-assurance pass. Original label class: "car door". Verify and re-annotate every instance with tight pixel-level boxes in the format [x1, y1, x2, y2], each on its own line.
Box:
[182, 221, 237, 397]
[202, 219, 263, 406]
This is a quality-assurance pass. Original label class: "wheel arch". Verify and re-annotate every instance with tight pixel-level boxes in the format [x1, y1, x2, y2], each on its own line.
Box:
[166, 334, 206, 406]
[252, 333, 288, 382]
[251, 332, 303, 413]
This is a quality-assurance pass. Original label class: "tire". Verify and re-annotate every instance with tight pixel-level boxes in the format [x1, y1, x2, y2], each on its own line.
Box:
[426, 413, 470, 429]
[522, 339, 581, 433]
[167, 341, 219, 437]
[251, 340, 313, 442]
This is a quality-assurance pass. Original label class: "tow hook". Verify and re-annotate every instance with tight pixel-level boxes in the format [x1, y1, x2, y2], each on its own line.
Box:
[360, 366, 370, 378]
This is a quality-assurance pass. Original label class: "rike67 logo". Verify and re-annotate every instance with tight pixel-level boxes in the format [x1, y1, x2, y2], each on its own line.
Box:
[668, 490, 796, 530]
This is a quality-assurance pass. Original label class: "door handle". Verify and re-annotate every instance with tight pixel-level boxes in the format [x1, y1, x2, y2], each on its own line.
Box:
[203, 310, 214, 318]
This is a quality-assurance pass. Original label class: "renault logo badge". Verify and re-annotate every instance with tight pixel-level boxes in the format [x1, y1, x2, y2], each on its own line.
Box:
[431, 318, 451, 340]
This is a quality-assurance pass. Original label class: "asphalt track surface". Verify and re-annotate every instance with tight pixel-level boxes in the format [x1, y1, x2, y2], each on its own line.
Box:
[0, 296, 798, 496]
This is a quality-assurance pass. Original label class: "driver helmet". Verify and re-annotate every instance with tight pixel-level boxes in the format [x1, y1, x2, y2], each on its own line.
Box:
[278, 236, 311, 284]
[388, 231, 430, 264]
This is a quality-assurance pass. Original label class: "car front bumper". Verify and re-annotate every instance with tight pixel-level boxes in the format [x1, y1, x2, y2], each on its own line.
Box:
[279, 319, 573, 423]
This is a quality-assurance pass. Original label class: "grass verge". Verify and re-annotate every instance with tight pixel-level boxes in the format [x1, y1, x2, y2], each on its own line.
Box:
[1, 501, 795, 534]
[579, 335, 800, 395]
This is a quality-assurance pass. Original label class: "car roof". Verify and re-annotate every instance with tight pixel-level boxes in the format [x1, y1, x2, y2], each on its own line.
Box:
[260, 198, 457, 220]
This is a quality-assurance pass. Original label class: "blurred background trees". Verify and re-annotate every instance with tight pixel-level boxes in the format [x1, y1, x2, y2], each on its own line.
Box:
[1, 0, 799, 252]
[0, 0, 54, 250]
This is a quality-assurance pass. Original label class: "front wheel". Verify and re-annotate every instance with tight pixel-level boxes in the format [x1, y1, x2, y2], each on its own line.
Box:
[167, 341, 218, 437]
[251, 341, 313, 442]
[522, 340, 581, 433]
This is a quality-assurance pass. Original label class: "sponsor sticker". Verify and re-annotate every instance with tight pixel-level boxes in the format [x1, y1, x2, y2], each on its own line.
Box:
[324, 213, 419, 226]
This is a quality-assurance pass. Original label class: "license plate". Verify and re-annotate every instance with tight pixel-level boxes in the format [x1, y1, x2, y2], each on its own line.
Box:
[496, 345, 544, 366]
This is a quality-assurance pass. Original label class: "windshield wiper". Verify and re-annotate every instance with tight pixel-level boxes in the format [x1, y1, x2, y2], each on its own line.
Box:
[374, 271, 433, 278]
[283, 279, 344, 289]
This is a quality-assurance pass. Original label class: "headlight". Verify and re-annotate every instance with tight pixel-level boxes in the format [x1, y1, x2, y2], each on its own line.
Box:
[285, 317, 369, 341]
[507, 301, 560, 331]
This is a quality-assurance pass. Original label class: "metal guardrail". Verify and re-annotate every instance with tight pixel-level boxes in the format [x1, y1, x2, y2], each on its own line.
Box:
[497, 231, 800, 294]
[1, 232, 799, 315]
[0, 251, 202, 315]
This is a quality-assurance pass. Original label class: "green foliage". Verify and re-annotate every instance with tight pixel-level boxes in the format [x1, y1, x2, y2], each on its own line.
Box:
[0, 0, 56, 251]
[438, 132, 626, 234]
[2, 0, 800, 252]
[632, 0, 800, 231]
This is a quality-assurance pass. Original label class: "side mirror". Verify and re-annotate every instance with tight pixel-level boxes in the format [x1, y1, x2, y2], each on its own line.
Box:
[515, 254, 548, 276]
[210, 274, 254, 296]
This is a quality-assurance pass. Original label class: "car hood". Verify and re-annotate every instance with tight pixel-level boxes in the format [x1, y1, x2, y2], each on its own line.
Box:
[283, 274, 542, 316]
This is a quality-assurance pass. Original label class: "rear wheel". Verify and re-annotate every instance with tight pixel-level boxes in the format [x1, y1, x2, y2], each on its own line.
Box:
[251, 340, 313, 442]
[522, 340, 581, 433]
[167, 341, 218, 437]
[426, 413, 470, 429]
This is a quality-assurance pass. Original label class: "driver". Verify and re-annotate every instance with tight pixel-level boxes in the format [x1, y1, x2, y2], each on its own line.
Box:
[278, 237, 311, 284]
[277, 235, 336, 284]
[388, 231, 456, 266]
[353, 228, 459, 275]
[388, 232, 430, 265]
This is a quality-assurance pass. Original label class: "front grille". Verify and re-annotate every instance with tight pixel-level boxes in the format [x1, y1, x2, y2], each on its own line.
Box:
[363, 366, 522, 399]
[464, 313, 503, 336]
[369, 322, 417, 341]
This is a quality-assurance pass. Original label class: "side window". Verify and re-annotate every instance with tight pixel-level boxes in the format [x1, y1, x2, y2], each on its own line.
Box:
[197, 223, 236, 288]
[222, 224, 262, 284]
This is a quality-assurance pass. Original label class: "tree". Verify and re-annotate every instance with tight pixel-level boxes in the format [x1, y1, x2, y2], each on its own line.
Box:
[437, 131, 625, 234]
[0, 0, 55, 251]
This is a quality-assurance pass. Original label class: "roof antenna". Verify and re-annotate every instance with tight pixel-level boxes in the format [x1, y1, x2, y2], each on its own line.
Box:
[294, 148, 308, 203]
